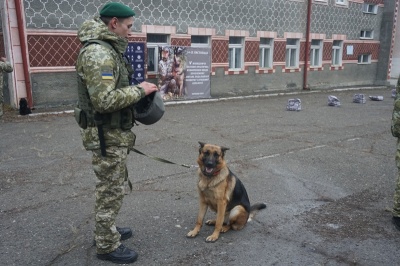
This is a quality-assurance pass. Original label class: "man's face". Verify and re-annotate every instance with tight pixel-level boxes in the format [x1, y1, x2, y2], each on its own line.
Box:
[112, 17, 134, 38]
[162, 50, 169, 60]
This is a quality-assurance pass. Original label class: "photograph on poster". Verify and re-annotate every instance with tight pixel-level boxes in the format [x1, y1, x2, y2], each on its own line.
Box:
[158, 46, 184, 100]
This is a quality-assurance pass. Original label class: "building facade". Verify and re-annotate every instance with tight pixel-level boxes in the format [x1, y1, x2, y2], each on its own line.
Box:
[0, 0, 396, 108]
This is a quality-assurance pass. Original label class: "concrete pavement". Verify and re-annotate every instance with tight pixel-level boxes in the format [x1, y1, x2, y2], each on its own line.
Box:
[0, 87, 399, 266]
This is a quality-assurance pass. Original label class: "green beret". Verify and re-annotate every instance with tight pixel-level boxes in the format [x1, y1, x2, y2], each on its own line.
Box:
[100, 2, 136, 18]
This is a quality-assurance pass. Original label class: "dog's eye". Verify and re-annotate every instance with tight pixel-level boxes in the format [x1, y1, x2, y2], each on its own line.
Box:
[213, 152, 219, 158]
[204, 151, 210, 156]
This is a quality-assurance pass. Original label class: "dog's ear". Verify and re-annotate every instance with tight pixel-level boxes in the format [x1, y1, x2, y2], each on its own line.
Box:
[220, 146, 229, 157]
[221, 146, 229, 152]
[198, 142, 205, 154]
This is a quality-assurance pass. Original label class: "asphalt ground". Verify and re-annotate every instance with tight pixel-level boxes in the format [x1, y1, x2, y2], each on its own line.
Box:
[1, 87, 399, 266]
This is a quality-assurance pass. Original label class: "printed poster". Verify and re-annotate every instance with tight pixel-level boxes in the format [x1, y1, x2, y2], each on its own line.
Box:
[126, 42, 145, 84]
[157, 46, 211, 100]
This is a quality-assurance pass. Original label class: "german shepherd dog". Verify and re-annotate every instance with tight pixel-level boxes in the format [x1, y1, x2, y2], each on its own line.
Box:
[187, 142, 266, 242]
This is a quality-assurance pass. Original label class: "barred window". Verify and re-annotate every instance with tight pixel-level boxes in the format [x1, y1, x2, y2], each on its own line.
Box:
[229, 37, 244, 70]
[259, 38, 273, 68]
[332, 40, 343, 66]
[191, 35, 210, 48]
[147, 34, 169, 72]
[310, 39, 322, 67]
[286, 38, 299, 68]
[360, 30, 373, 39]
[358, 54, 371, 64]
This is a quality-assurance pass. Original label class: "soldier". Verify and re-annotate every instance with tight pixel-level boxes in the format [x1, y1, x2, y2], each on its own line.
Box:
[75, 2, 158, 264]
[0, 57, 13, 118]
[391, 76, 400, 232]
[158, 46, 176, 99]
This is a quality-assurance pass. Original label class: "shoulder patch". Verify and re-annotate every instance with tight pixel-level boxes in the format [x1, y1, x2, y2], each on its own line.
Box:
[101, 66, 113, 80]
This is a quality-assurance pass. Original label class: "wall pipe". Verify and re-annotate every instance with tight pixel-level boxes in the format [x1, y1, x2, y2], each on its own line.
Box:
[303, 0, 312, 90]
[15, 0, 33, 107]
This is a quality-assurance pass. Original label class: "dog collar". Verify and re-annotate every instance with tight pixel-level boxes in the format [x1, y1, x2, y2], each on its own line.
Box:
[212, 169, 221, 176]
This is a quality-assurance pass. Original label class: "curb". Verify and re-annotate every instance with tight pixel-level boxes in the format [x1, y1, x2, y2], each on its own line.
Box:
[24, 86, 388, 117]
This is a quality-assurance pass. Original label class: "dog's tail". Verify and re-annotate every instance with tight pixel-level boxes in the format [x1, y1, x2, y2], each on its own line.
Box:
[248, 203, 267, 221]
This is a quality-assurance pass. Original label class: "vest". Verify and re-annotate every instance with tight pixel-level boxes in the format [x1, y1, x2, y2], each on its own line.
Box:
[75, 40, 136, 130]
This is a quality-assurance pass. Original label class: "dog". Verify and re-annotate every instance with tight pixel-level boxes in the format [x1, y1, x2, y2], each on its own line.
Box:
[19, 98, 32, 115]
[174, 55, 185, 97]
[186, 142, 266, 242]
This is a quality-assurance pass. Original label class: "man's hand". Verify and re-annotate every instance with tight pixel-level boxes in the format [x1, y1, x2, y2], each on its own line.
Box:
[140, 81, 158, 96]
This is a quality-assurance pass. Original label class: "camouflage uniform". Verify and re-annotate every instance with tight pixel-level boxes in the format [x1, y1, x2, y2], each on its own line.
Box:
[76, 17, 145, 254]
[158, 57, 176, 97]
[391, 78, 400, 218]
[0, 61, 13, 118]
[393, 139, 400, 217]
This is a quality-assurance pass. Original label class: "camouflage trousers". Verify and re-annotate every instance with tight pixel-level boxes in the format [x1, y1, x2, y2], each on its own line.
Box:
[92, 146, 129, 254]
[394, 139, 400, 217]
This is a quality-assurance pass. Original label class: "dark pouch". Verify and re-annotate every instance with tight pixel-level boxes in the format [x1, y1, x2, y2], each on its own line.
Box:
[120, 107, 134, 130]
[74, 107, 88, 129]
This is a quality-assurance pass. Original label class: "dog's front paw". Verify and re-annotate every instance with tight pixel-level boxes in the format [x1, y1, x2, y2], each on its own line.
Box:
[186, 230, 198, 238]
[205, 233, 219, 242]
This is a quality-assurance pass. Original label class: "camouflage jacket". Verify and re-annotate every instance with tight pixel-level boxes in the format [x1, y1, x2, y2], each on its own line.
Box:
[392, 80, 400, 138]
[76, 17, 145, 150]
[0, 61, 13, 91]
[158, 58, 174, 82]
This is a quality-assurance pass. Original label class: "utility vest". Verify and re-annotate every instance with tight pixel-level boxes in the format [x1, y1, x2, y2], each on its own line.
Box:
[75, 39, 135, 131]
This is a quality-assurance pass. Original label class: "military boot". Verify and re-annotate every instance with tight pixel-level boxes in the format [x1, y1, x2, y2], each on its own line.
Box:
[97, 244, 138, 264]
[116, 227, 133, 240]
[93, 227, 133, 246]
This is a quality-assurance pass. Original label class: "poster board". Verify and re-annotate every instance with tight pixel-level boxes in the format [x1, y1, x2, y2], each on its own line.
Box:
[126, 42, 145, 84]
[157, 46, 211, 100]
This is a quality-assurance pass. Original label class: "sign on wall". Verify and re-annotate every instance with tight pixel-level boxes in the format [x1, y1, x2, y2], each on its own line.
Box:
[346, 45, 354, 55]
[126, 42, 145, 84]
[157, 46, 211, 100]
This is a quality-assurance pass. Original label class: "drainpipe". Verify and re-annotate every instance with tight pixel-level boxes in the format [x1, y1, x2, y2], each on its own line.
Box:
[15, 0, 33, 107]
[303, 0, 312, 90]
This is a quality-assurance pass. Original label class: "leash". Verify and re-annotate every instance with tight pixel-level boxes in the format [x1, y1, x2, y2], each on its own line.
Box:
[130, 147, 195, 168]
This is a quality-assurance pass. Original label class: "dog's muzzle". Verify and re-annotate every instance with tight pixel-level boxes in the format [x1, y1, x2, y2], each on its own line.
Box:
[204, 167, 214, 175]
[202, 166, 220, 177]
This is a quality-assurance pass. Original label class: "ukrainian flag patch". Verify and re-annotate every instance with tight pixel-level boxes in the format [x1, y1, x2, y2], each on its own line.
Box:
[101, 67, 113, 80]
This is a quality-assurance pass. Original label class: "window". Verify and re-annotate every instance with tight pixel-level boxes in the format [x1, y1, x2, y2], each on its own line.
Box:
[146, 34, 169, 72]
[191, 35, 210, 48]
[259, 38, 273, 68]
[310, 39, 322, 67]
[363, 3, 378, 14]
[286, 38, 299, 68]
[332, 40, 343, 66]
[360, 30, 373, 39]
[335, 0, 348, 6]
[358, 54, 371, 64]
[229, 37, 244, 70]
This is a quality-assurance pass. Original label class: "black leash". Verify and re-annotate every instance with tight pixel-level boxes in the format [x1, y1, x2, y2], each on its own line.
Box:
[130, 147, 194, 168]
[129, 79, 194, 168]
